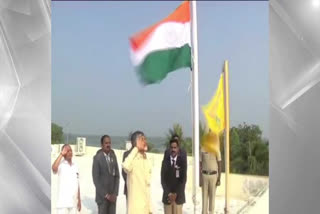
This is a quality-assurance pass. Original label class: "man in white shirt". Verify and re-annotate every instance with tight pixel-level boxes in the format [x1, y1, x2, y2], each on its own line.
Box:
[52, 144, 81, 214]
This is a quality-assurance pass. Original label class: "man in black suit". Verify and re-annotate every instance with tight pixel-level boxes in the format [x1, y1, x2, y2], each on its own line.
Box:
[122, 149, 131, 198]
[92, 135, 120, 214]
[163, 134, 187, 163]
[161, 139, 187, 214]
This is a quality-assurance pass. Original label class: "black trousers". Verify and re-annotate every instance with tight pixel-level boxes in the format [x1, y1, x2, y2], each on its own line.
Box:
[98, 200, 116, 214]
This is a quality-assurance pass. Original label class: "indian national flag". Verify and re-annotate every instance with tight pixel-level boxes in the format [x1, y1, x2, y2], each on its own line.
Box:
[129, 1, 192, 84]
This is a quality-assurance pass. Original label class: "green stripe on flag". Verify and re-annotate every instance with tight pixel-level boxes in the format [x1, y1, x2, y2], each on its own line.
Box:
[137, 44, 191, 84]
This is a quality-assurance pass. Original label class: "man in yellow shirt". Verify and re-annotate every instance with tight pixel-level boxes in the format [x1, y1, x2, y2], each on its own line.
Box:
[122, 131, 152, 214]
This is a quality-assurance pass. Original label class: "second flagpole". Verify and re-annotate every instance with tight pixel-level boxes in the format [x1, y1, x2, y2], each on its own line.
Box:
[223, 60, 230, 214]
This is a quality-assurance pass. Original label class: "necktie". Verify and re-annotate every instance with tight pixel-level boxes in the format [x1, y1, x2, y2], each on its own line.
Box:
[106, 154, 111, 172]
[172, 159, 175, 167]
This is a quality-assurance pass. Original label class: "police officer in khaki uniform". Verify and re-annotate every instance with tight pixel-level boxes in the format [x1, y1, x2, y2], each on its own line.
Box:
[200, 132, 222, 214]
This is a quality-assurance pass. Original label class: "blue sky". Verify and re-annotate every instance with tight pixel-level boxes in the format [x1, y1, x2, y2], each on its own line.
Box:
[52, 1, 269, 138]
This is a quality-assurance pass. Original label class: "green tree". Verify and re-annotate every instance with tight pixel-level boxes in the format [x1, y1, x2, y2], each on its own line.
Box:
[164, 123, 185, 148]
[219, 133, 225, 172]
[230, 128, 242, 173]
[183, 137, 193, 155]
[51, 123, 64, 144]
[251, 139, 269, 175]
[218, 123, 269, 175]
[165, 122, 208, 156]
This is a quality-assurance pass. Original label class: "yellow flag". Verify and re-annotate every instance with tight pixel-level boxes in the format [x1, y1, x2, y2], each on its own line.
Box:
[202, 73, 225, 134]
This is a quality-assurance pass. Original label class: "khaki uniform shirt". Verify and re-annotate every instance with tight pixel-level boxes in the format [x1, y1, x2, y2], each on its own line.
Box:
[201, 150, 221, 172]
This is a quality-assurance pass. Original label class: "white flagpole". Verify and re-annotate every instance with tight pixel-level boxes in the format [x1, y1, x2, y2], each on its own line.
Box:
[191, 1, 200, 213]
